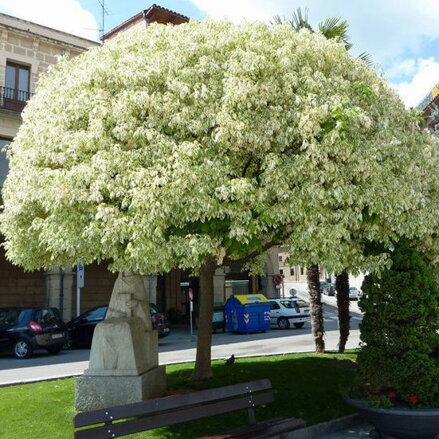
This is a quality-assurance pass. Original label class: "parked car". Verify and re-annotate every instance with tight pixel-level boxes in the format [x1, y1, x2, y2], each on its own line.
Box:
[65, 304, 170, 348]
[0, 307, 67, 359]
[349, 286, 362, 300]
[321, 282, 335, 296]
[268, 298, 310, 329]
[320, 281, 336, 296]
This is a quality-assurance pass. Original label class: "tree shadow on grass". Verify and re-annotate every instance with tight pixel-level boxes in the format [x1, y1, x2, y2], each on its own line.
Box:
[131, 354, 357, 439]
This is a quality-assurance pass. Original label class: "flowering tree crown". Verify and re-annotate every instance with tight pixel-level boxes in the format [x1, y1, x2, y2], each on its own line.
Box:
[1, 21, 438, 273]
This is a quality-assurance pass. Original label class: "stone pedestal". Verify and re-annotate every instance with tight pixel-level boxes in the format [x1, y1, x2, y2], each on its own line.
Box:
[75, 272, 166, 411]
[76, 364, 166, 411]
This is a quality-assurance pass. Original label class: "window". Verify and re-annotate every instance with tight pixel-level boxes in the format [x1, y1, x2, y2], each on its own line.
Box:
[0, 138, 11, 190]
[290, 267, 295, 276]
[3, 62, 30, 112]
[269, 301, 280, 310]
[5, 62, 30, 102]
[37, 308, 58, 324]
[279, 269, 283, 276]
[0, 309, 22, 326]
[83, 306, 107, 322]
[278, 255, 283, 262]
[280, 300, 294, 309]
[300, 267, 304, 275]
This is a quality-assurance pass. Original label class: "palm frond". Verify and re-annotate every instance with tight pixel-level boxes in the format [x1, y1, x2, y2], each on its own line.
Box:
[290, 7, 313, 32]
[271, 15, 283, 25]
[318, 17, 347, 38]
[318, 17, 353, 50]
[358, 51, 373, 66]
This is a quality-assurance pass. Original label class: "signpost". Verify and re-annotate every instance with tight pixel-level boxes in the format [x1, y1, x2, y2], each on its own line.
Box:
[76, 263, 84, 317]
[188, 287, 194, 341]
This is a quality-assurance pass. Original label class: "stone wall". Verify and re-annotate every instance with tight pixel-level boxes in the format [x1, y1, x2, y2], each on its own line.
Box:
[73, 262, 117, 314]
[0, 246, 45, 307]
[0, 14, 99, 318]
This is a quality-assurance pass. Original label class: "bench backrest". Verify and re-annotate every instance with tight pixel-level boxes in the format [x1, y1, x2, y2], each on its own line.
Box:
[74, 379, 273, 439]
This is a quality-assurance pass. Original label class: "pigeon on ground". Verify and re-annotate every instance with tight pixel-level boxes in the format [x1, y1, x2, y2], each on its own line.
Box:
[225, 354, 235, 365]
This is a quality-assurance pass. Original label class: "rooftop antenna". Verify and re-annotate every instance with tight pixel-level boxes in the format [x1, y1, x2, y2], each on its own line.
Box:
[97, 0, 109, 40]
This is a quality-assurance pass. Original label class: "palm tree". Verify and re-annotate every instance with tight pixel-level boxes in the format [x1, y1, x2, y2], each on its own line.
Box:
[273, 8, 371, 63]
[275, 8, 369, 353]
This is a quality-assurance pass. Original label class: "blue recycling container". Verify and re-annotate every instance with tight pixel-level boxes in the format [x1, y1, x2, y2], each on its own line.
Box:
[224, 294, 271, 333]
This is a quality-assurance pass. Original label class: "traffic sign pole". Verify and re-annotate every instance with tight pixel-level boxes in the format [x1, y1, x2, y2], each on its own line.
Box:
[188, 288, 194, 341]
[76, 264, 84, 316]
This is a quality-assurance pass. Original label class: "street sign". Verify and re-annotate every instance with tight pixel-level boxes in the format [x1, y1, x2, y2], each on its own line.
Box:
[76, 263, 84, 317]
[77, 264, 85, 288]
[188, 287, 194, 341]
[273, 274, 282, 285]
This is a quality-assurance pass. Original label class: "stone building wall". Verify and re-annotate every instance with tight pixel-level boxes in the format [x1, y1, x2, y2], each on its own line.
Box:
[0, 246, 45, 307]
[0, 13, 98, 319]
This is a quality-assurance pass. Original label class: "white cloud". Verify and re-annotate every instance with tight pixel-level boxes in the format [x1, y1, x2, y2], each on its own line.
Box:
[0, 0, 99, 41]
[385, 59, 417, 81]
[192, 0, 439, 108]
[393, 58, 439, 108]
[190, 0, 439, 66]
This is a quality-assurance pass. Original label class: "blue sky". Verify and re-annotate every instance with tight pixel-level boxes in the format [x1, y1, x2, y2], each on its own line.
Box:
[1, 0, 439, 107]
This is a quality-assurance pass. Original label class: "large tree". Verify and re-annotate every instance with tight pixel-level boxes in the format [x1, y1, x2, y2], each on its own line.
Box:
[1, 21, 438, 381]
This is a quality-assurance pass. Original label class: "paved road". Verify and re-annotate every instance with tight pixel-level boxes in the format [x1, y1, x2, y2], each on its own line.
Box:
[0, 295, 362, 386]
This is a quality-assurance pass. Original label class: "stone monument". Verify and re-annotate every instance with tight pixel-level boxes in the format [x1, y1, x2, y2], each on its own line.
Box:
[75, 271, 166, 411]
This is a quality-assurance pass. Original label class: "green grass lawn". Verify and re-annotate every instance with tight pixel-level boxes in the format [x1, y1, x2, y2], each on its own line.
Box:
[0, 352, 358, 439]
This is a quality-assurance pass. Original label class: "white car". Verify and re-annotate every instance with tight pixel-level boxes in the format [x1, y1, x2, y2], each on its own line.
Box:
[349, 286, 362, 300]
[268, 298, 310, 329]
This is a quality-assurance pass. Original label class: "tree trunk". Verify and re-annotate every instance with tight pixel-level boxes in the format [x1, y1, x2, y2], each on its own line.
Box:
[307, 264, 325, 353]
[192, 259, 216, 381]
[335, 270, 350, 353]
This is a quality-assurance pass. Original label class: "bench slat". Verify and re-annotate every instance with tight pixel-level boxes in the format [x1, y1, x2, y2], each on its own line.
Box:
[74, 379, 271, 428]
[74, 390, 274, 439]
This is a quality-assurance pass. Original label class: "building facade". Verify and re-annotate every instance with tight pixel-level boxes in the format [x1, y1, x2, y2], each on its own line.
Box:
[0, 13, 99, 320]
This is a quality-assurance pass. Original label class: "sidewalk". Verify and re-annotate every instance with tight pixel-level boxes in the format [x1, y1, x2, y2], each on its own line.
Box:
[322, 424, 373, 438]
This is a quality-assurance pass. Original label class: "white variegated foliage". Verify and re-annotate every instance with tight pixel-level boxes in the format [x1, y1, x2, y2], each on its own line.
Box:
[1, 21, 438, 274]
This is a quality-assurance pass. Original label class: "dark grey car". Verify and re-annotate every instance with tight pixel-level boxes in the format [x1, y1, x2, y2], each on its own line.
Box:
[0, 307, 67, 359]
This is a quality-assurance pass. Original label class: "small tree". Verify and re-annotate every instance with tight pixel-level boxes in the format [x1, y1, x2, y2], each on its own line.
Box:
[357, 241, 439, 407]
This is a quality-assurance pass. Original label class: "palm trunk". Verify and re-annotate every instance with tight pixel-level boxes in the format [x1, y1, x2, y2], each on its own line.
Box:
[335, 270, 350, 353]
[307, 264, 325, 353]
[192, 259, 216, 381]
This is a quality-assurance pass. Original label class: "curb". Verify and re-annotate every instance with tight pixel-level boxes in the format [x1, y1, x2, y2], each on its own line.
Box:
[0, 372, 84, 387]
[0, 350, 360, 387]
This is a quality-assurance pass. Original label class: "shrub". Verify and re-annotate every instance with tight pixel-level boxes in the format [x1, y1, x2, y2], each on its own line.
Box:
[356, 241, 439, 407]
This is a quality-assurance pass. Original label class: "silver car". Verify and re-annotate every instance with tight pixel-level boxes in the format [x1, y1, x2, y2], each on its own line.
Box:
[269, 298, 310, 329]
[349, 286, 362, 300]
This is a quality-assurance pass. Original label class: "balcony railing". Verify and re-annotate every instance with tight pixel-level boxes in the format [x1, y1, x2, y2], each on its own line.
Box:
[0, 86, 33, 112]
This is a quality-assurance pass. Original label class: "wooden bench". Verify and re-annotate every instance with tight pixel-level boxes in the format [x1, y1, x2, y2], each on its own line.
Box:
[74, 379, 305, 439]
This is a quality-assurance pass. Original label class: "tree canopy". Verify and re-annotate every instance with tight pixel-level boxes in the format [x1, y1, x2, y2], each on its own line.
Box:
[1, 20, 438, 274]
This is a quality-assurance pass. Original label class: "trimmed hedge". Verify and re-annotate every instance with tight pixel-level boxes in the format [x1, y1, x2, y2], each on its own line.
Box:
[357, 241, 439, 407]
